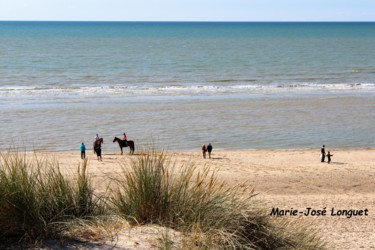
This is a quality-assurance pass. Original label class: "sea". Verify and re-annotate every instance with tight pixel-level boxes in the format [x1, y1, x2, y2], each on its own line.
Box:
[1, 22, 375, 152]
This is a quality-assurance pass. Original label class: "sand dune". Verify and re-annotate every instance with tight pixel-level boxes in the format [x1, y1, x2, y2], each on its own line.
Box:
[43, 149, 375, 249]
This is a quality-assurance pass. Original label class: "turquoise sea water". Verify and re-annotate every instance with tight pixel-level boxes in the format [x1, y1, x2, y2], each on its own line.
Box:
[1, 22, 375, 151]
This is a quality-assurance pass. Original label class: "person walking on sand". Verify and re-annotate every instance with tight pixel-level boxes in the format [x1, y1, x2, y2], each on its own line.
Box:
[207, 143, 213, 159]
[95, 133, 100, 141]
[321, 145, 326, 162]
[327, 151, 333, 164]
[202, 144, 207, 159]
[80, 142, 86, 159]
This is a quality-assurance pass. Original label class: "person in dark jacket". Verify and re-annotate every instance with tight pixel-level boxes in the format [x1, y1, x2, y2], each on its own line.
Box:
[321, 145, 326, 162]
[207, 143, 213, 159]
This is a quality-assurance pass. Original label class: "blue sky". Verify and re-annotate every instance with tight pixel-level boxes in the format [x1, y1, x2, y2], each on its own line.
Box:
[1, 0, 374, 21]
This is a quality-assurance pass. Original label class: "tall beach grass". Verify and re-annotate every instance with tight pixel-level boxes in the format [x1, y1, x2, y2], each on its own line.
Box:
[0, 151, 106, 242]
[111, 149, 327, 249]
[0, 148, 327, 249]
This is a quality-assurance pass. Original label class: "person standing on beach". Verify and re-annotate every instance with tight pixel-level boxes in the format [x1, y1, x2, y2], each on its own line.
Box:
[95, 134, 100, 141]
[80, 143, 86, 159]
[321, 145, 326, 162]
[327, 151, 333, 164]
[207, 143, 213, 159]
[96, 146, 102, 161]
[202, 144, 207, 159]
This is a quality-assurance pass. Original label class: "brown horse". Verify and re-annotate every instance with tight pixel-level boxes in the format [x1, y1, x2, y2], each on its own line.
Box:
[93, 138, 103, 161]
[113, 137, 135, 154]
[93, 138, 104, 149]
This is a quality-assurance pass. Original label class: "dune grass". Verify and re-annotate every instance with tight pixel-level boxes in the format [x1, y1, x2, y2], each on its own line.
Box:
[0, 151, 106, 242]
[0, 148, 327, 249]
[111, 150, 327, 249]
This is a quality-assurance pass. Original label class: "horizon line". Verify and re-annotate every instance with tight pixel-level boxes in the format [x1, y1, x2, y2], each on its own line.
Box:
[0, 20, 374, 23]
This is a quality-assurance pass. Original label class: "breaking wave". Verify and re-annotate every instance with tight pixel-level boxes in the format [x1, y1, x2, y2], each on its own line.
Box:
[1, 82, 375, 98]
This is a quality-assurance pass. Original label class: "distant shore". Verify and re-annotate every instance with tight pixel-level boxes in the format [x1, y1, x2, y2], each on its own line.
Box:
[32, 148, 375, 195]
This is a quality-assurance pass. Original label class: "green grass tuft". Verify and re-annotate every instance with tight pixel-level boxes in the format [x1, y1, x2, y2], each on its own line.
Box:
[0, 148, 327, 249]
[0, 151, 106, 241]
[111, 149, 327, 249]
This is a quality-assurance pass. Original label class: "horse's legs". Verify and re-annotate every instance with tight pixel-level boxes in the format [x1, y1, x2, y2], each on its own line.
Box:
[121, 146, 123, 155]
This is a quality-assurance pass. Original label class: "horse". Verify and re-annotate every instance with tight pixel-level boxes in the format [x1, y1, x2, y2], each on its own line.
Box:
[93, 138, 104, 149]
[93, 138, 103, 161]
[113, 137, 135, 155]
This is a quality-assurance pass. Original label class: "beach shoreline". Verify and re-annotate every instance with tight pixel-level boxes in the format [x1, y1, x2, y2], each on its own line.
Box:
[29, 148, 375, 193]
[18, 146, 375, 154]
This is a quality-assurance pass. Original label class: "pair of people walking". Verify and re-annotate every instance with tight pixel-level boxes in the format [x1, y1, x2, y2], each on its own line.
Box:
[321, 145, 333, 163]
[202, 143, 213, 159]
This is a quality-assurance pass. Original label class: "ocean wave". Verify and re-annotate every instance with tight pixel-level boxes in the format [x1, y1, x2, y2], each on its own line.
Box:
[1, 82, 375, 97]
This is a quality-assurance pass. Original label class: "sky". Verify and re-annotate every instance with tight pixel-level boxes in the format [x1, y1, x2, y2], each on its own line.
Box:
[0, 0, 374, 22]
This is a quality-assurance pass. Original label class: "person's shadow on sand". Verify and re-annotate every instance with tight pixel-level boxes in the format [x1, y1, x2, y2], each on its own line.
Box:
[329, 162, 345, 165]
[209, 157, 228, 160]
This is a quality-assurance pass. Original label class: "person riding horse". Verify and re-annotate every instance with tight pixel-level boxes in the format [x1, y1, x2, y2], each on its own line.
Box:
[123, 132, 128, 147]
[113, 137, 135, 154]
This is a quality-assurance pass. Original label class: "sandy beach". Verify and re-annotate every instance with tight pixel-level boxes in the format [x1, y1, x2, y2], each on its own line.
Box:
[35, 148, 375, 249]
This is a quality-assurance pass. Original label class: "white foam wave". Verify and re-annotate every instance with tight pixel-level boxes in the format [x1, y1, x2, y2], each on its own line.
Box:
[1, 82, 375, 97]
